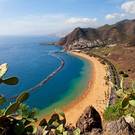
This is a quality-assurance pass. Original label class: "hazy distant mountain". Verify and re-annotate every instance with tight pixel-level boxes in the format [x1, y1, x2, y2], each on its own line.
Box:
[57, 19, 135, 50]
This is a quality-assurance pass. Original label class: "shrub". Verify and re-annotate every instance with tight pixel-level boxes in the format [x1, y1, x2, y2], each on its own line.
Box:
[123, 73, 129, 78]
[103, 99, 123, 121]
[119, 71, 124, 75]
[104, 78, 135, 121]
[119, 70, 129, 78]
[38, 112, 80, 135]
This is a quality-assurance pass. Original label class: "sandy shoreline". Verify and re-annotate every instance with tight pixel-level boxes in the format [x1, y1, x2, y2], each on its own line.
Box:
[38, 51, 110, 126]
[63, 51, 109, 125]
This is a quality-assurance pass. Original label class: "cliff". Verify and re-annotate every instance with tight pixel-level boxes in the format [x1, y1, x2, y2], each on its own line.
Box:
[57, 19, 135, 50]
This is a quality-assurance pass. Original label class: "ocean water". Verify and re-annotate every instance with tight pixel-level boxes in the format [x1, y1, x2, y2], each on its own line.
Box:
[0, 36, 91, 115]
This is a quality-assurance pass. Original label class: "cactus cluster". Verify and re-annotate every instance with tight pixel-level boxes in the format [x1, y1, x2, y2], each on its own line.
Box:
[38, 112, 80, 135]
[117, 79, 135, 109]
[0, 63, 37, 135]
[0, 63, 19, 85]
[0, 63, 81, 135]
[104, 75, 135, 121]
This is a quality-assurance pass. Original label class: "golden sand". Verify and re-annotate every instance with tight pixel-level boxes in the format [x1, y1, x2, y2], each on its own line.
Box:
[63, 52, 109, 125]
[38, 52, 110, 126]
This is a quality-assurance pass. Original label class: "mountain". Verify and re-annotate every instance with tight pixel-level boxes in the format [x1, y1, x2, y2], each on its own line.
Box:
[57, 19, 135, 50]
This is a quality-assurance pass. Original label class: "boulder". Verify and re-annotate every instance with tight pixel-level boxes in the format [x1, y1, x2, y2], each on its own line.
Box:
[124, 115, 135, 126]
[103, 117, 135, 135]
[76, 106, 102, 134]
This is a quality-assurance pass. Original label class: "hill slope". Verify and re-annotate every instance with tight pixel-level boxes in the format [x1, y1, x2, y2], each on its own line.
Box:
[57, 19, 135, 50]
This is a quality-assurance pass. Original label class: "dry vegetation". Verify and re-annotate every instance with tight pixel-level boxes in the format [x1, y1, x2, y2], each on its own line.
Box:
[89, 45, 135, 88]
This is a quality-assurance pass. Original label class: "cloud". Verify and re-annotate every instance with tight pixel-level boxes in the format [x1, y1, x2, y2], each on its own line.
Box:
[0, 14, 67, 35]
[121, 0, 135, 14]
[105, 13, 125, 20]
[65, 17, 97, 26]
[0, 15, 99, 35]
[105, 1, 135, 23]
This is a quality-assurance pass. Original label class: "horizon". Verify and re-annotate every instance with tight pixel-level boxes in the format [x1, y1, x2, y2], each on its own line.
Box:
[0, 0, 135, 36]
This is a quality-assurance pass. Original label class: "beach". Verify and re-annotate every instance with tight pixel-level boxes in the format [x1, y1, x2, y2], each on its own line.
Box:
[63, 51, 110, 125]
[38, 51, 110, 126]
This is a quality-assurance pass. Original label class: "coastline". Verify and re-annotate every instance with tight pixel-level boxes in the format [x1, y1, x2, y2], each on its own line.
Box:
[63, 51, 109, 125]
[38, 51, 110, 126]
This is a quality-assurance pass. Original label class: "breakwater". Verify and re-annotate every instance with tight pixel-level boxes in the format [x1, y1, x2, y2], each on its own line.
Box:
[8, 53, 65, 101]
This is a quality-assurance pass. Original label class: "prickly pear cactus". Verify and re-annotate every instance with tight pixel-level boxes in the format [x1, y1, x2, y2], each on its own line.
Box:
[16, 92, 29, 103]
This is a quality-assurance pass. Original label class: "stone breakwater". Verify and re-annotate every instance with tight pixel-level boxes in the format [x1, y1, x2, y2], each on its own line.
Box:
[8, 53, 65, 101]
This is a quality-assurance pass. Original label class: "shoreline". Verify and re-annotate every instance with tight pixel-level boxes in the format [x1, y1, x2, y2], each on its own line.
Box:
[38, 51, 110, 126]
[62, 51, 109, 125]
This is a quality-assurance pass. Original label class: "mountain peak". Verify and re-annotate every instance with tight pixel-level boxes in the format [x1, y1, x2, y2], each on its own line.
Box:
[57, 19, 135, 49]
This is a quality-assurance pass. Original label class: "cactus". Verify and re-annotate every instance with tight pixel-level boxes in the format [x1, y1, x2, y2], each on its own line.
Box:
[4, 102, 20, 116]
[38, 112, 81, 135]
[0, 63, 19, 85]
[39, 119, 47, 127]
[0, 63, 81, 135]
[56, 124, 64, 134]
[73, 128, 81, 135]
[0, 63, 8, 78]
[25, 124, 37, 134]
[16, 92, 29, 103]
[0, 96, 6, 105]
[2, 77, 19, 85]
[104, 76, 135, 121]
[119, 79, 135, 109]
[129, 100, 135, 107]
[121, 94, 135, 109]
[121, 96, 130, 109]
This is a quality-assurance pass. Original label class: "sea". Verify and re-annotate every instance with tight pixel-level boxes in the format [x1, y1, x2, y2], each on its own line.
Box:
[0, 36, 91, 115]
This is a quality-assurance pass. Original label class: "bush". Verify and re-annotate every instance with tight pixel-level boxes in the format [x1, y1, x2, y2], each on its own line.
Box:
[123, 73, 129, 78]
[119, 71, 124, 75]
[104, 78, 135, 122]
[103, 99, 123, 121]
[119, 70, 129, 78]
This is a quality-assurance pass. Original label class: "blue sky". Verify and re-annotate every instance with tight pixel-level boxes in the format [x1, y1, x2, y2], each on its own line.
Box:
[0, 0, 135, 35]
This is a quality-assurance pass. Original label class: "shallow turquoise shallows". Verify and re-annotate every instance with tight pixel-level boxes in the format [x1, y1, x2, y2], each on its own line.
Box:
[0, 36, 92, 115]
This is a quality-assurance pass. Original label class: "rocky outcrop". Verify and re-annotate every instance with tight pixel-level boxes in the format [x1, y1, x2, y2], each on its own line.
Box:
[57, 19, 135, 50]
[76, 106, 102, 135]
[75, 106, 135, 135]
[103, 117, 135, 135]
[36, 106, 135, 135]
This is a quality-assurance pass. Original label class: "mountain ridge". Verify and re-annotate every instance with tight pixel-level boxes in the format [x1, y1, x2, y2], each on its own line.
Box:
[57, 19, 135, 50]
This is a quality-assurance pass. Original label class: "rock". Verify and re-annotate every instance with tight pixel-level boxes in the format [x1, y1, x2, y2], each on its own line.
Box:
[103, 117, 135, 135]
[124, 115, 135, 126]
[87, 129, 103, 135]
[36, 127, 44, 135]
[76, 106, 102, 134]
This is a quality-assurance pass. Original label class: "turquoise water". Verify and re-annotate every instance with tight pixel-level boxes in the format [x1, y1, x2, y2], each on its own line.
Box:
[0, 36, 92, 115]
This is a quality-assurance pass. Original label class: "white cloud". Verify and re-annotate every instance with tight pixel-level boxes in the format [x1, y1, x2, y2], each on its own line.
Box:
[0, 15, 99, 35]
[0, 14, 67, 35]
[121, 0, 135, 14]
[105, 13, 125, 20]
[105, 0, 135, 22]
[65, 17, 97, 24]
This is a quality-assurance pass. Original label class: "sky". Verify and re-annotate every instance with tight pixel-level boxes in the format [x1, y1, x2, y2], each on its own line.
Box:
[0, 0, 135, 36]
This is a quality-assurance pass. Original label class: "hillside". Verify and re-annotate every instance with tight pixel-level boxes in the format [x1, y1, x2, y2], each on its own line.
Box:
[57, 19, 135, 50]
[57, 19, 135, 88]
